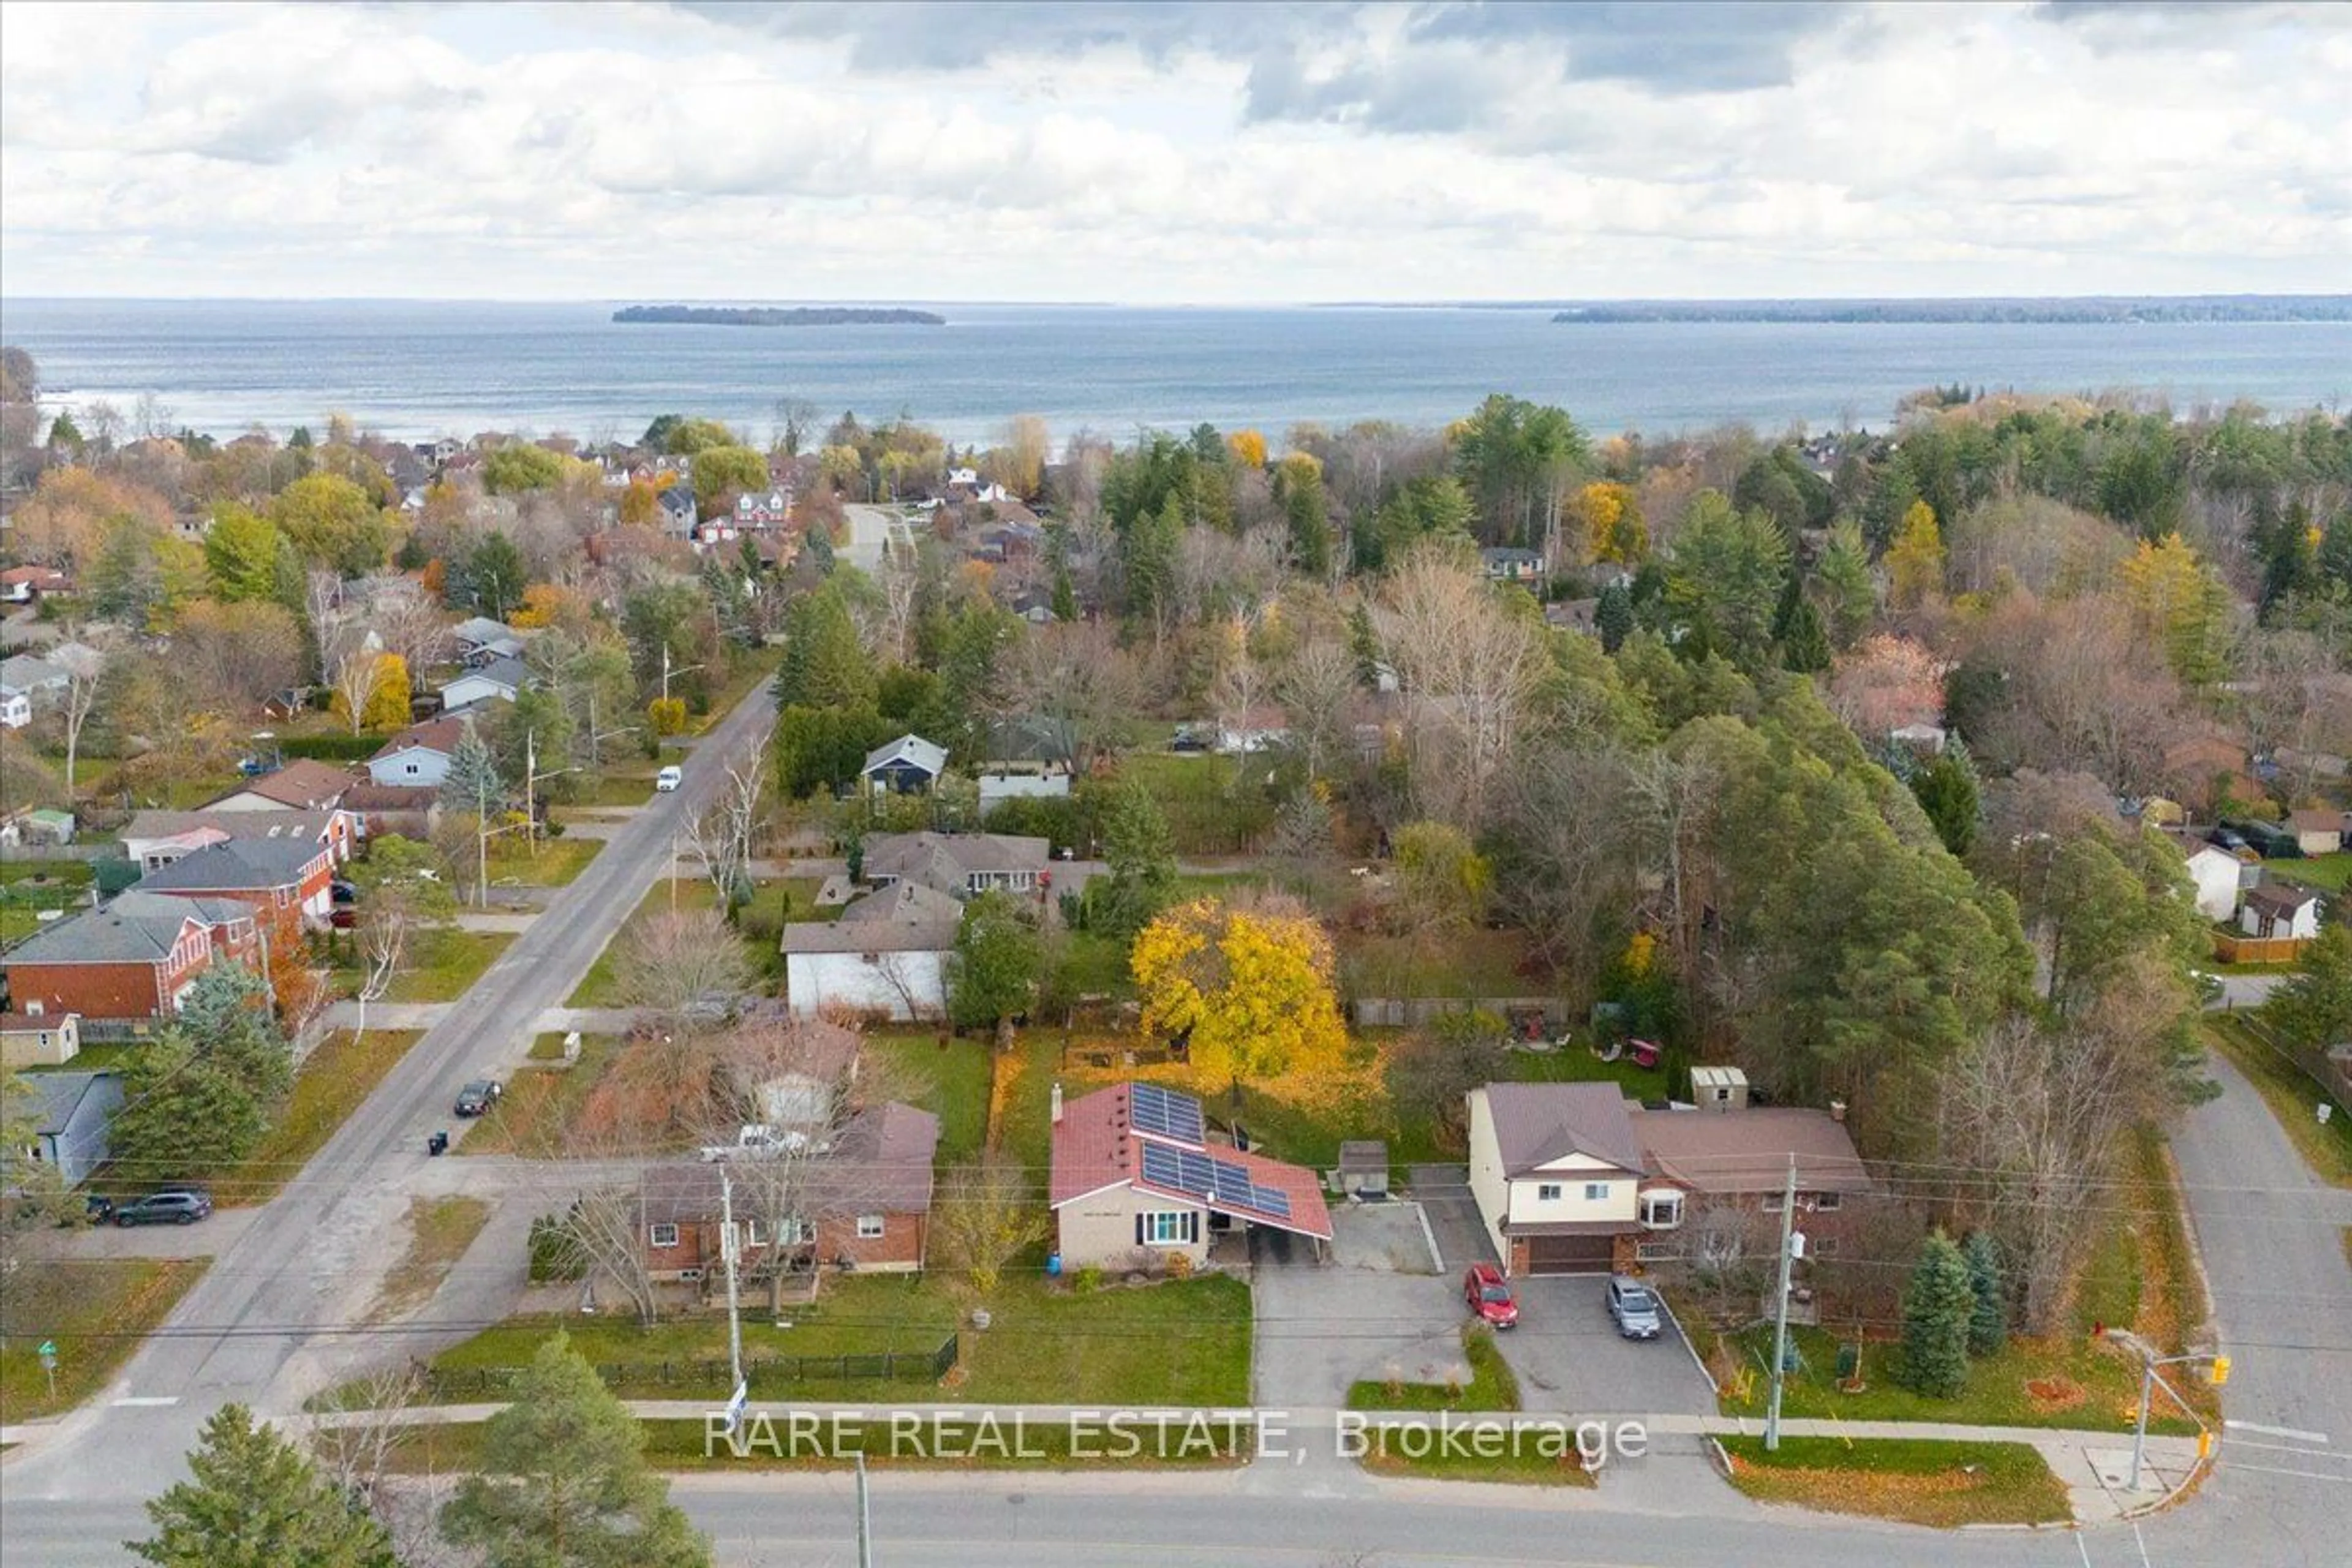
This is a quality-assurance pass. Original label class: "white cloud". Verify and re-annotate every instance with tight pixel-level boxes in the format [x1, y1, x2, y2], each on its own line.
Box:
[0, 0, 2344, 300]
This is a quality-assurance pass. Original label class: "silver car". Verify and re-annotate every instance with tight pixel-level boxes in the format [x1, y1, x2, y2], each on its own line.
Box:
[1607, 1274, 1662, 1340]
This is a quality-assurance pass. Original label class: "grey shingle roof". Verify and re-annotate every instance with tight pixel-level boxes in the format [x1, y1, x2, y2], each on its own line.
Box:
[782, 884, 962, 954]
[121, 809, 339, 846]
[2, 891, 252, 965]
[135, 837, 323, 892]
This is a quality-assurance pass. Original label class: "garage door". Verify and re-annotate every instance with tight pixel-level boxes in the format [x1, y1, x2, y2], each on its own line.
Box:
[1524, 1234, 1616, 1274]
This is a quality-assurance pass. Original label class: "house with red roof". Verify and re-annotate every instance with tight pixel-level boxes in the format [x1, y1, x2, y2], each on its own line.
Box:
[1049, 1081, 1332, 1270]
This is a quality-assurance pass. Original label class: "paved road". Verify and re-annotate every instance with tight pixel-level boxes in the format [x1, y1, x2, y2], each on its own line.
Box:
[839, 503, 916, 575]
[0, 679, 777, 1526]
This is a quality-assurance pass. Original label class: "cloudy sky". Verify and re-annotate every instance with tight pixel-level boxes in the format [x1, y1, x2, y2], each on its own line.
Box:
[2, 0, 2346, 301]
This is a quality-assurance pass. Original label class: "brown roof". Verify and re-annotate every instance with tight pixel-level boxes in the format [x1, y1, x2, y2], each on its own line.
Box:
[0, 1011, 75, 1031]
[1628, 1107, 1874, 1197]
[1049, 1082, 1332, 1240]
[372, 715, 472, 762]
[211, 760, 355, 809]
[1479, 1082, 1645, 1177]
[2245, 884, 2318, 918]
[638, 1101, 940, 1224]
[2288, 809, 2343, 834]
[340, 783, 440, 812]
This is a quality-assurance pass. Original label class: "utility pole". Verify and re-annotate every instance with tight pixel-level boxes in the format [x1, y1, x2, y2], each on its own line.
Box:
[855, 1450, 873, 1568]
[2108, 1330, 2226, 1492]
[660, 646, 704, 707]
[476, 761, 491, 910]
[1765, 1154, 1798, 1452]
[719, 1166, 744, 1396]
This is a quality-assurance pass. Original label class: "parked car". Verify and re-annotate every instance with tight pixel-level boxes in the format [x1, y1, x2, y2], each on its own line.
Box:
[115, 1189, 213, 1227]
[655, 765, 684, 793]
[453, 1080, 502, 1117]
[330, 880, 358, 905]
[1463, 1262, 1519, 1329]
[329, 907, 356, 929]
[1169, 728, 1209, 753]
[1605, 1274, 1662, 1340]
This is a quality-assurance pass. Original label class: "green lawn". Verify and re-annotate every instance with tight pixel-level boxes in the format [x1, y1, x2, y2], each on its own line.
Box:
[1349, 1325, 1521, 1411]
[342, 929, 516, 1004]
[1114, 752, 1277, 857]
[212, 1030, 426, 1205]
[1707, 1322, 2198, 1436]
[483, 835, 602, 887]
[2206, 1017, 2352, 1185]
[367, 1196, 492, 1323]
[864, 1031, 993, 1167]
[1357, 1422, 1597, 1486]
[568, 878, 780, 1006]
[0, 860, 93, 949]
[2271, 853, 2352, 892]
[421, 1273, 1250, 1408]
[0, 1259, 209, 1422]
[456, 1036, 621, 1156]
[572, 772, 655, 809]
[18, 1041, 140, 1075]
[388, 1412, 1246, 1474]
[1719, 1437, 2071, 1528]
[1337, 930, 1542, 998]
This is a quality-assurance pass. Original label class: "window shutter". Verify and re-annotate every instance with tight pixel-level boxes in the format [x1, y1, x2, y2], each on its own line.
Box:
[1186, 1212, 1199, 1244]
[1136, 1213, 1146, 1246]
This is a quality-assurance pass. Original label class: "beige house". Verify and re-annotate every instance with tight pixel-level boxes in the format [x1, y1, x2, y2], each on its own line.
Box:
[1049, 1082, 1331, 1271]
[1467, 1082, 1647, 1275]
[1, 1009, 81, 1069]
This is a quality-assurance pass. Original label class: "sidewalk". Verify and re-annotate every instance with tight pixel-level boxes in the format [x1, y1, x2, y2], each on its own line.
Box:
[318, 1001, 454, 1031]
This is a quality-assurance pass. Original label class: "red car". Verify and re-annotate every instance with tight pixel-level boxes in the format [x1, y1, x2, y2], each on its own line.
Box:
[1463, 1262, 1518, 1329]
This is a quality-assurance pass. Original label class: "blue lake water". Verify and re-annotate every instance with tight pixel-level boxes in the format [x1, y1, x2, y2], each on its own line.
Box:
[1, 298, 2345, 447]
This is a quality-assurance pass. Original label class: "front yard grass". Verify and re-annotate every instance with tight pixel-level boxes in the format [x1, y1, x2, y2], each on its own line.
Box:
[2269, 852, 2352, 892]
[455, 1035, 621, 1156]
[483, 834, 601, 888]
[342, 929, 516, 1004]
[387, 1412, 1247, 1474]
[864, 1030, 993, 1167]
[1349, 1324, 1521, 1411]
[215, 1030, 426, 1205]
[419, 1272, 1251, 1409]
[567, 878, 741, 1008]
[0, 1258, 209, 1423]
[1719, 1436, 2070, 1528]
[1706, 1322, 2199, 1437]
[2206, 1016, 2352, 1185]
[1357, 1422, 1597, 1487]
[366, 1196, 492, 1323]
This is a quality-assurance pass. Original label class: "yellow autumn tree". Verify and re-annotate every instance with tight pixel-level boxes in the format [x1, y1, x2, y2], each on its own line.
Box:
[360, 654, 410, 729]
[508, 582, 582, 631]
[2119, 531, 2230, 687]
[1885, 499, 1945, 609]
[1578, 481, 1647, 564]
[646, 696, 687, 737]
[618, 478, 660, 527]
[1131, 894, 1348, 1098]
[1227, 429, 1270, 469]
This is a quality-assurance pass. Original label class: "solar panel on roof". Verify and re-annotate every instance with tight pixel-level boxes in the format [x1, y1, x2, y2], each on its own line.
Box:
[1130, 1083, 1203, 1145]
[1252, 1185, 1292, 1219]
[1139, 1141, 1184, 1190]
[1211, 1157, 1251, 1195]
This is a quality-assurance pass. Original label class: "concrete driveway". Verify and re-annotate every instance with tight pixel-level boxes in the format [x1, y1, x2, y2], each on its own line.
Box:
[1404, 1163, 1498, 1270]
[1491, 1273, 1715, 1417]
[1249, 1229, 1464, 1409]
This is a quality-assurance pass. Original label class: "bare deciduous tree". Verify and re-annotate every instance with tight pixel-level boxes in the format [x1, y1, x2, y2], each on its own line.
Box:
[1000, 620, 1142, 775]
[364, 574, 452, 690]
[681, 726, 771, 907]
[611, 907, 755, 1030]
[1374, 546, 1547, 830]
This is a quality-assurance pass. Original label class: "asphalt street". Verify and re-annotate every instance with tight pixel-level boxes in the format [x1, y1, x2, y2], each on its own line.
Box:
[0, 680, 777, 1527]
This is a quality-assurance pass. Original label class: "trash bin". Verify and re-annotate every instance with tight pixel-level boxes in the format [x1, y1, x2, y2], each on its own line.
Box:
[1836, 1343, 1860, 1381]
[427, 1130, 449, 1156]
[1045, 1253, 1063, 1278]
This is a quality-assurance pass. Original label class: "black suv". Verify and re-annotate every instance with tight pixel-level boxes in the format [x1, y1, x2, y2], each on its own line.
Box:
[115, 1189, 213, 1227]
[454, 1080, 502, 1117]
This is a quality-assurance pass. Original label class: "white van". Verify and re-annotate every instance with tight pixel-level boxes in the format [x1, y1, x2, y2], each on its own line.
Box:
[655, 765, 683, 793]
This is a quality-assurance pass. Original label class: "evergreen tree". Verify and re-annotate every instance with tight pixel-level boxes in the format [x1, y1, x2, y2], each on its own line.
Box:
[1594, 581, 1634, 654]
[1962, 1230, 2008, 1357]
[1909, 743, 1981, 858]
[1122, 493, 1183, 626]
[108, 1035, 270, 1182]
[1095, 778, 1178, 937]
[948, 891, 1046, 1036]
[1898, 1230, 1975, 1398]
[132, 1403, 396, 1568]
[1280, 461, 1332, 578]
[771, 585, 875, 710]
[1050, 564, 1078, 624]
[439, 728, 507, 814]
[175, 961, 293, 1106]
[1777, 595, 1832, 673]
[461, 531, 527, 619]
[1814, 520, 1877, 647]
[439, 1332, 710, 1568]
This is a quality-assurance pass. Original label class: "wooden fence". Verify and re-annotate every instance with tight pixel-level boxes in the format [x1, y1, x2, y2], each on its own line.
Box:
[2212, 934, 2310, 965]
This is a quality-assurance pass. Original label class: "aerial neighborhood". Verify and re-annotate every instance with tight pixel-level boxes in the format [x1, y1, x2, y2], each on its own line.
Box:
[2, 342, 2350, 1559]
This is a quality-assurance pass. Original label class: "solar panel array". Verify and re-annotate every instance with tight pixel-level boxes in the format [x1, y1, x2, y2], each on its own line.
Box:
[1129, 1082, 1205, 1145]
[1138, 1139, 1294, 1221]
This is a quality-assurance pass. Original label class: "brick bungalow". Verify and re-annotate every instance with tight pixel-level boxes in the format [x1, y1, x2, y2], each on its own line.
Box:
[638, 1101, 941, 1283]
[0, 891, 263, 1025]
[135, 836, 334, 944]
